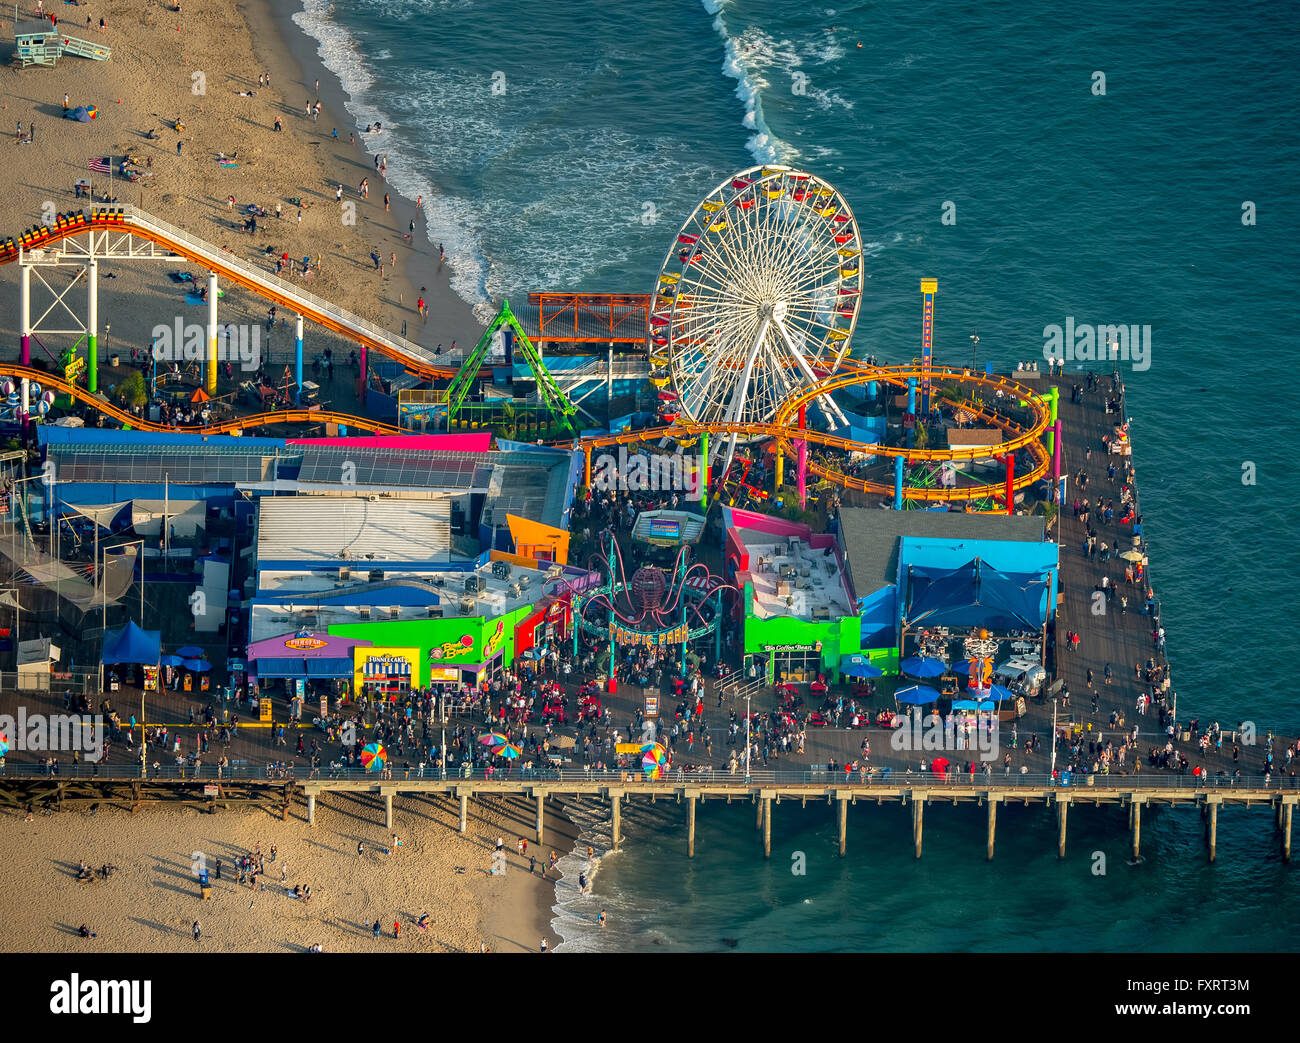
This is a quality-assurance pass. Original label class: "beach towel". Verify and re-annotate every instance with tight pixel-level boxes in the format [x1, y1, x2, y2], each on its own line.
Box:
[169, 272, 194, 283]
[219, 161, 238, 167]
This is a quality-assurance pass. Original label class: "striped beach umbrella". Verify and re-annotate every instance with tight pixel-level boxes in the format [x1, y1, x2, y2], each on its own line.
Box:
[492, 743, 522, 759]
[0, 732, 9, 758]
[360, 742, 387, 773]
[478, 732, 509, 747]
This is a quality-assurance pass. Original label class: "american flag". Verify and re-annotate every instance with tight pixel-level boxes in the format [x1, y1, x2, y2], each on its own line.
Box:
[88, 157, 112, 174]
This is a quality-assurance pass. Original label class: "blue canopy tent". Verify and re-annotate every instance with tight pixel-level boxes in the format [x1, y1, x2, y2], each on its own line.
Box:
[904, 558, 1050, 632]
[101, 620, 161, 664]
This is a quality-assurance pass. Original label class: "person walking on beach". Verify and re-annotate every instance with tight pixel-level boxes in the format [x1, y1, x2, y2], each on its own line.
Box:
[274, 116, 282, 132]
[384, 192, 390, 212]
[598, 910, 607, 928]
[357, 840, 365, 857]
[540, 937, 548, 953]
[393, 920, 400, 939]
[372, 919, 381, 940]
[192, 920, 201, 943]
[417, 297, 426, 319]
[176, 141, 182, 157]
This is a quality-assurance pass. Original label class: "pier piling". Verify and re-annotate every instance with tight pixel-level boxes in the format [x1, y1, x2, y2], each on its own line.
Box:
[1284, 802, 1293, 863]
[838, 795, 848, 856]
[611, 791, 622, 852]
[535, 792, 544, 845]
[1130, 797, 1142, 860]
[687, 794, 696, 858]
[986, 795, 999, 860]
[307, 792, 315, 825]
[912, 793, 925, 859]
[459, 792, 468, 834]
[1057, 795, 1069, 858]
[762, 796, 772, 858]
[1207, 799, 1218, 863]
[384, 791, 393, 830]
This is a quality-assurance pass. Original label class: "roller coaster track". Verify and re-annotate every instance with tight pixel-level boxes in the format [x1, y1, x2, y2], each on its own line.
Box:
[0, 362, 404, 435]
[0, 206, 460, 382]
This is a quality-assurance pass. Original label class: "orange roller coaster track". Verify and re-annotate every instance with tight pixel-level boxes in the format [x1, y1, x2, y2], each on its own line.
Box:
[0, 363, 404, 436]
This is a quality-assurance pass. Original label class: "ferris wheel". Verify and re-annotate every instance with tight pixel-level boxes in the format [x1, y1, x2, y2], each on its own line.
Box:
[650, 165, 862, 440]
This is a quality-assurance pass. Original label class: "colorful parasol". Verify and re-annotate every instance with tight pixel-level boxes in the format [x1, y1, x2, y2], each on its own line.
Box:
[0, 732, 9, 758]
[360, 742, 387, 772]
[641, 742, 670, 778]
[478, 732, 509, 747]
[493, 742, 522, 759]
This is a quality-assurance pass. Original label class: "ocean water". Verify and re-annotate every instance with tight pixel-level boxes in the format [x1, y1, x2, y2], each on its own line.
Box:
[293, 0, 1300, 950]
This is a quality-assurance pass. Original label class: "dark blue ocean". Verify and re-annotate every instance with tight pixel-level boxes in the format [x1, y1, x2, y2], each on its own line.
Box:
[291, 0, 1300, 950]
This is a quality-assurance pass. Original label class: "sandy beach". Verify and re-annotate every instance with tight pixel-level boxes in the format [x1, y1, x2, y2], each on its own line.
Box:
[0, 790, 574, 953]
[0, 0, 482, 386]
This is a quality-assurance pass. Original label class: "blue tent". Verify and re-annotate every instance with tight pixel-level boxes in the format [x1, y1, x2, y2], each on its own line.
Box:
[905, 558, 1050, 631]
[101, 620, 161, 664]
[900, 655, 947, 677]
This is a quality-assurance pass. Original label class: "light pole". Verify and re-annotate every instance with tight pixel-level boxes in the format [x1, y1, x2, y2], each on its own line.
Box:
[439, 688, 449, 780]
[970, 332, 979, 372]
[1050, 692, 1058, 782]
[744, 690, 751, 783]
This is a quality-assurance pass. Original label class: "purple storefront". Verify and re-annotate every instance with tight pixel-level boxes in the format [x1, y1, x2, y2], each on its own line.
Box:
[247, 630, 374, 706]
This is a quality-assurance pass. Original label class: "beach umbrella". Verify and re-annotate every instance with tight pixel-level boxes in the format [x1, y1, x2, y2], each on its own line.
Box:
[0, 732, 9, 758]
[478, 731, 509, 747]
[900, 655, 947, 678]
[641, 742, 669, 779]
[550, 734, 576, 750]
[977, 701, 996, 713]
[895, 684, 940, 705]
[951, 699, 979, 711]
[493, 743, 522, 759]
[1119, 549, 1145, 562]
[182, 658, 211, 672]
[840, 654, 883, 679]
[159, 654, 184, 666]
[360, 742, 387, 772]
[190, 387, 211, 404]
[985, 684, 1016, 703]
[931, 755, 950, 778]
[176, 645, 204, 657]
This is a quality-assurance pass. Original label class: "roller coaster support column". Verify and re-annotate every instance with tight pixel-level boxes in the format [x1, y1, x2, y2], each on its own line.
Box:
[773, 440, 783, 498]
[583, 445, 592, 490]
[20, 377, 29, 428]
[294, 314, 304, 404]
[714, 588, 722, 665]
[920, 278, 937, 414]
[1046, 386, 1059, 452]
[87, 260, 99, 394]
[19, 263, 30, 367]
[360, 343, 368, 405]
[906, 378, 917, 449]
[700, 432, 709, 508]
[1052, 419, 1063, 502]
[797, 404, 807, 509]
[206, 272, 219, 395]
[894, 455, 904, 510]
[1003, 452, 1015, 515]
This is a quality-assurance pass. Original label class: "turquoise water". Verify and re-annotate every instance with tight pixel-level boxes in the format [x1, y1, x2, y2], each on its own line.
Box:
[292, 0, 1300, 950]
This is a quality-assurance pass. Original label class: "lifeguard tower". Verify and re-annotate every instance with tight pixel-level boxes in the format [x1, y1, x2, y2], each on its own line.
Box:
[13, 7, 112, 66]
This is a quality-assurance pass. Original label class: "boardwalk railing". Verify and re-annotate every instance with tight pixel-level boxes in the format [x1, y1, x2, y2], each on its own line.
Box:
[1, 763, 1291, 791]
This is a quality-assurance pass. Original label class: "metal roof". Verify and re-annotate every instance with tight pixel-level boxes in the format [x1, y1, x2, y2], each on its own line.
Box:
[257, 497, 452, 565]
[48, 442, 280, 484]
[294, 446, 493, 491]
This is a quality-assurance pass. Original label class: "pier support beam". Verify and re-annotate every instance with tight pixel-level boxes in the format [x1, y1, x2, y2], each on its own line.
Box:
[307, 792, 315, 826]
[986, 795, 999, 860]
[756, 797, 763, 830]
[687, 794, 696, 858]
[87, 259, 98, 394]
[611, 791, 621, 852]
[383, 791, 393, 830]
[1284, 802, 1293, 863]
[838, 795, 848, 856]
[1207, 799, 1218, 863]
[1057, 795, 1069, 858]
[912, 793, 925, 859]
[762, 796, 772, 859]
[459, 792, 468, 834]
[535, 792, 544, 845]
[1130, 797, 1143, 860]
[206, 271, 219, 395]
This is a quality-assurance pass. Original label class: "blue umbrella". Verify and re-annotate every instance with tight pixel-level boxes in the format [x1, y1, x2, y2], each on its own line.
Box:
[951, 699, 979, 711]
[840, 656, 883, 679]
[984, 684, 1016, 703]
[175, 645, 204, 658]
[977, 701, 996, 712]
[900, 656, 947, 678]
[182, 658, 212, 672]
[159, 654, 184, 666]
[895, 684, 939, 705]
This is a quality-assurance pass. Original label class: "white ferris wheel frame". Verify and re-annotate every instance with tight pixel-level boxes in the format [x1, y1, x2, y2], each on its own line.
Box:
[650, 165, 863, 446]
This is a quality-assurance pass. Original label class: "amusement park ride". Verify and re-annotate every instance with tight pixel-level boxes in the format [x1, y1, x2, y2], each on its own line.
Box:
[0, 168, 1065, 510]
